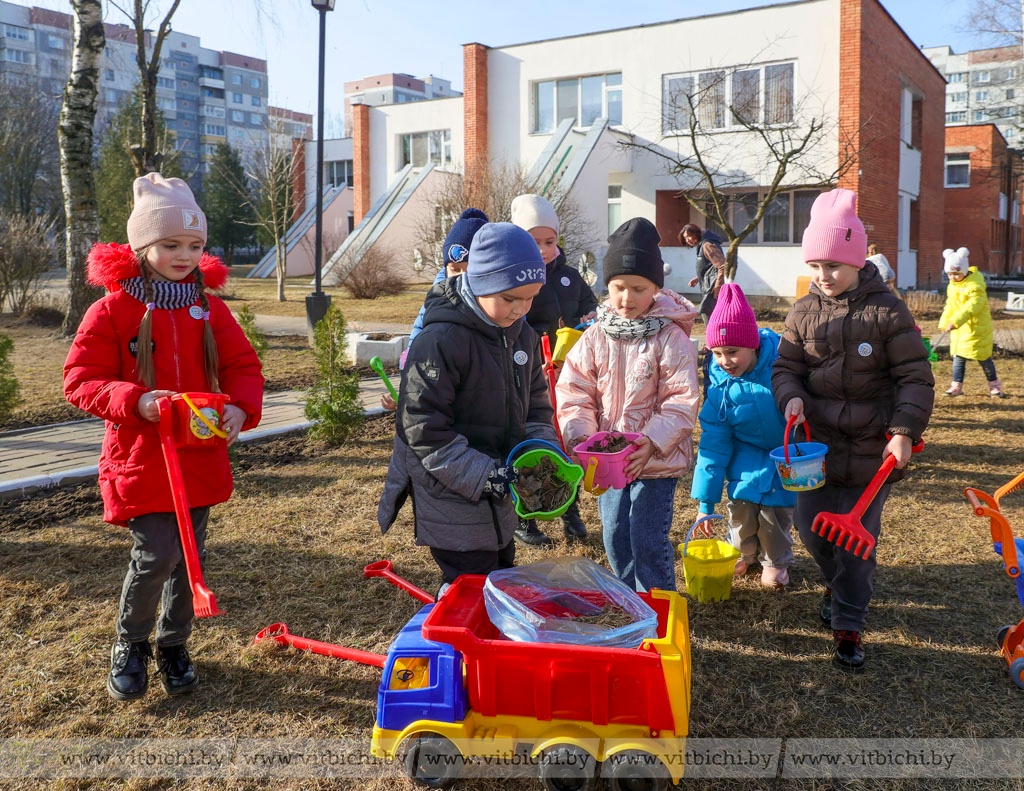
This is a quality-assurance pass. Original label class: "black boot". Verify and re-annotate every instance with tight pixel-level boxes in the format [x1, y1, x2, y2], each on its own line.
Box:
[514, 519, 553, 546]
[108, 639, 152, 701]
[832, 630, 865, 673]
[561, 501, 587, 541]
[819, 588, 832, 628]
[156, 644, 200, 696]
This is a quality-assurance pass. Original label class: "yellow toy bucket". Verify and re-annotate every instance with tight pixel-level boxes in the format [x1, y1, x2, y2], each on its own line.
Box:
[679, 515, 740, 603]
[551, 326, 583, 363]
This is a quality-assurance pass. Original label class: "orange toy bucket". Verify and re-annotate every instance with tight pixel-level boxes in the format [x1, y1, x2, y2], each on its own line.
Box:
[170, 392, 229, 448]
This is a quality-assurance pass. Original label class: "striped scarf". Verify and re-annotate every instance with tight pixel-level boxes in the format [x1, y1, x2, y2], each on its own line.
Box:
[120, 278, 200, 311]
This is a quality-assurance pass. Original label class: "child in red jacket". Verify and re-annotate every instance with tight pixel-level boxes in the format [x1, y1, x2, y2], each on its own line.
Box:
[64, 174, 264, 701]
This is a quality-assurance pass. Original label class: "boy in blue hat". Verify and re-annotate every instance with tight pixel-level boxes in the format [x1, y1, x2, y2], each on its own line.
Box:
[378, 223, 559, 586]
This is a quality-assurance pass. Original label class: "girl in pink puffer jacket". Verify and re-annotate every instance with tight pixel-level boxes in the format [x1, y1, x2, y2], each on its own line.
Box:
[556, 218, 700, 592]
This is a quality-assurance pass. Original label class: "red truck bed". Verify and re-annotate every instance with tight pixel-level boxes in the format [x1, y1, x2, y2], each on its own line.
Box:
[421, 574, 685, 733]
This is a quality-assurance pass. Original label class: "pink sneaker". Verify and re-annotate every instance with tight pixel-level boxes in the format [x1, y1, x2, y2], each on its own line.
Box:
[761, 566, 790, 589]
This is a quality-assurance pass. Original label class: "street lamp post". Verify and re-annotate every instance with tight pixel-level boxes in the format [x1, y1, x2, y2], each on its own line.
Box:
[306, 0, 336, 341]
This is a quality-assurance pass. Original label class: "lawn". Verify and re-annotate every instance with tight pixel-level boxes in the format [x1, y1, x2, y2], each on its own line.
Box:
[3, 281, 1024, 789]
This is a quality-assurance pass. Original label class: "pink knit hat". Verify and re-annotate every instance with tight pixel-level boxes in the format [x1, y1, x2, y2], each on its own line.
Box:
[706, 282, 760, 350]
[801, 188, 867, 268]
[127, 173, 207, 250]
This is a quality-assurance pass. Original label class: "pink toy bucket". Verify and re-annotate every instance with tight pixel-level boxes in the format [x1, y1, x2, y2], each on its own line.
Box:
[170, 392, 229, 448]
[575, 431, 643, 492]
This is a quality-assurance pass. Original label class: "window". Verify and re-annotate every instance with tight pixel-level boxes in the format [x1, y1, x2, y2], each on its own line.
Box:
[3, 49, 30, 64]
[251, 95, 261, 107]
[157, 96, 176, 112]
[157, 76, 175, 89]
[231, 74, 242, 85]
[945, 152, 970, 187]
[974, 109, 988, 122]
[201, 105, 225, 118]
[1008, 89, 1016, 101]
[203, 123, 226, 137]
[946, 111, 967, 123]
[325, 159, 354, 188]
[232, 92, 243, 104]
[949, 92, 967, 103]
[976, 70, 990, 83]
[202, 87, 224, 99]
[231, 110, 244, 122]
[2, 24, 30, 41]
[976, 90, 989, 101]
[249, 113, 260, 125]
[663, 61, 795, 133]
[201, 66, 223, 80]
[532, 72, 622, 133]
[48, 35, 64, 49]
[608, 185, 622, 233]
[948, 72, 966, 83]
[693, 189, 821, 244]
[105, 89, 117, 103]
[250, 77, 261, 89]
[398, 129, 452, 168]
[104, 68, 115, 82]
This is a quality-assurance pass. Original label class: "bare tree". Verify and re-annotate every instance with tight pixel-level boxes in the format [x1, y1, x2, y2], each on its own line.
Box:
[245, 141, 298, 301]
[0, 75, 61, 219]
[964, 0, 1022, 43]
[412, 161, 600, 275]
[59, 0, 105, 335]
[620, 63, 857, 278]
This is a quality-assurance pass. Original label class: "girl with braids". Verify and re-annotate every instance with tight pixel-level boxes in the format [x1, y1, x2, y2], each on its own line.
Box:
[64, 174, 263, 701]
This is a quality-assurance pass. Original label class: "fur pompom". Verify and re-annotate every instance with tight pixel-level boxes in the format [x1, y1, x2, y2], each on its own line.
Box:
[86, 242, 228, 291]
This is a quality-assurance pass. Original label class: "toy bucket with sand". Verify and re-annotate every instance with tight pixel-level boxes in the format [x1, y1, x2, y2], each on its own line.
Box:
[679, 515, 741, 603]
[769, 416, 828, 492]
[507, 439, 584, 521]
[170, 392, 229, 448]
[574, 431, 643, 492]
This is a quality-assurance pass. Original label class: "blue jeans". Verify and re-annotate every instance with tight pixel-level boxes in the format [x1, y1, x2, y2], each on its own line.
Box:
[951, 355, 998, 384]
[598, 477, 678, 592]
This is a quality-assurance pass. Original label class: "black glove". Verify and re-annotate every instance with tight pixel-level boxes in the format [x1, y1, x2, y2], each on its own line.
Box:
[483, 464, 518, 499]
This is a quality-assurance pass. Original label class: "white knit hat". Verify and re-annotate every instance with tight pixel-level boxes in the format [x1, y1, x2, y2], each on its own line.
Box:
[943, 247, 969, 274]
[510, 193, 559, 235]
[127, 173, 207, 250]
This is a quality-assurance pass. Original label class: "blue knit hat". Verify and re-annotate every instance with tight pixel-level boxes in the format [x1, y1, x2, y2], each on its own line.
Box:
[442, 208, 488, 266]
[467, 222, 546, 296]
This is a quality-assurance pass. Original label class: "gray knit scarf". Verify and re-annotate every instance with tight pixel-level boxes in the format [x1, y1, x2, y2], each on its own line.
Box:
[597, 304, 668, 340]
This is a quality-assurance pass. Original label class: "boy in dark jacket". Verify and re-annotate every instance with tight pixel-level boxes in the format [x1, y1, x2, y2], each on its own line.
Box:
[377, 223, 558, 589]
[773, 189, 934, 673]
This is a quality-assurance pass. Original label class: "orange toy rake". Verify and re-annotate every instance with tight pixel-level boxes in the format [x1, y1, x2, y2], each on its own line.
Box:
[811, 439, 924, 560]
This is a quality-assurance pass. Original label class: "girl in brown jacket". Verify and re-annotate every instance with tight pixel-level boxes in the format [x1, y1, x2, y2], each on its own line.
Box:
[773, 189, 934, 674]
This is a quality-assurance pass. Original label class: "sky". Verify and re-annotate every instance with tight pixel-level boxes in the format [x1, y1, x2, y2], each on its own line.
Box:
[13, 0, 1001, 130]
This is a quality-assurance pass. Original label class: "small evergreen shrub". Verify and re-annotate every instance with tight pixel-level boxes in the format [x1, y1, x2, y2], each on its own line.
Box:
[0, 334, 21, 422]
[236, 303, 268, 360]
[304, 305, 364, 446]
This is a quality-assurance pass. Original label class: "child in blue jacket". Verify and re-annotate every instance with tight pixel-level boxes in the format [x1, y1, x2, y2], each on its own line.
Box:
[690, 282, 796, 588]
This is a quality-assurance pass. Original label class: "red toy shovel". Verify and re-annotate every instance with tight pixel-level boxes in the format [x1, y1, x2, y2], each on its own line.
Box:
[156, 397, 224, 618]
[811, 439, 923, 559]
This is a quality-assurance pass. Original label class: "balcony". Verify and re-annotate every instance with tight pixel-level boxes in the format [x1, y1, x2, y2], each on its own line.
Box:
[199, 76, 225, 90]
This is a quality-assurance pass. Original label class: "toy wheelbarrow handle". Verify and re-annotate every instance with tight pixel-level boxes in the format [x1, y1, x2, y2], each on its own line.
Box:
[254, 623, 386, 668]
[363, 560, 435, 603]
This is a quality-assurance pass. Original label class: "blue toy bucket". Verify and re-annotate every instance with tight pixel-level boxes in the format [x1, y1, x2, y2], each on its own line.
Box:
[506, 439, 584, 521]
[769, 417, 828, 492]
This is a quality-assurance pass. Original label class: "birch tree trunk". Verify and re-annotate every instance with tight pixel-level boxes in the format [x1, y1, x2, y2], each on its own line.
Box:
[59, 0, 105, 336]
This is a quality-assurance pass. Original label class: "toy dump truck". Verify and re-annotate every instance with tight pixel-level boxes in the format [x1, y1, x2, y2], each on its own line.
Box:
[368, 573, 691, 790]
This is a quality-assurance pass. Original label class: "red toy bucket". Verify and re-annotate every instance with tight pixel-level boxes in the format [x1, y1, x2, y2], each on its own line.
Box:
[170, 392, 229, 448]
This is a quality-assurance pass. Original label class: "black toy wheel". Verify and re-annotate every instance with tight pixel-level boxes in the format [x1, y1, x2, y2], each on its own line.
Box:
[1010, 657, 1024, 690]
[538, 744, 599, 791]
[399, 732, 462, 789]
[605, 749, 670, 791]
[997, 625, 1012, 649]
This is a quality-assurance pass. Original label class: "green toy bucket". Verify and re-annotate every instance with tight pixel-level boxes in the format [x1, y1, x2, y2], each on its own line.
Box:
[507, 439, 584, 521]
[679, 514, 740, 603]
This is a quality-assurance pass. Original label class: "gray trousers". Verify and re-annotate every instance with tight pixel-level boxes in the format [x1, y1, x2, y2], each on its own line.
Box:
[116, 508, 208, 647]
[795, 483, 890, 632]
[726, 499, 794, 568]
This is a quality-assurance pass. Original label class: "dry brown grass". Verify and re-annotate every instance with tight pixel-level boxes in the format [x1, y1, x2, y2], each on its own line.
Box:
[5, 292, 1024, 790]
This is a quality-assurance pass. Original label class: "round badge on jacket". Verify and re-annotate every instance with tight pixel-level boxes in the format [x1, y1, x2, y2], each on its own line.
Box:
[513, 350, 528, 366]
[560, 276, 571, 287]
[189, 305, 205, 320]
[857, 342, 873, 357]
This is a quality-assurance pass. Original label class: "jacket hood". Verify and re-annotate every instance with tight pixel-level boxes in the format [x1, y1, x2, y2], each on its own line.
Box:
[86, 242, 228, 291]
[647, 289, 698, 336]
[809, 256, 889, 304]
[708, 327, 779, 389]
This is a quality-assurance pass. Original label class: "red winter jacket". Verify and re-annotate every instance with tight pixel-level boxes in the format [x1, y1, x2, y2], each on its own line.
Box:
[63, 243, 264, 526]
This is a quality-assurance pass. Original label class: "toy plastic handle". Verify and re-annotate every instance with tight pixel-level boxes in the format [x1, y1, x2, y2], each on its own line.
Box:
[582, 457, 607, 496]
[178, 392, 228, 439]
[683, 514, 724, 557]
[370, 356, 399, 402]
[783, 415, 811, 465]
[253, 623, 386, 668]
[363, 560, 435, 604]
[540, 334, 554, 365]
[506, 438, 569, 469]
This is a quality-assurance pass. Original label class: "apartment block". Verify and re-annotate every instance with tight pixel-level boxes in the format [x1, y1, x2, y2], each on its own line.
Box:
[343, 73, 460, 136]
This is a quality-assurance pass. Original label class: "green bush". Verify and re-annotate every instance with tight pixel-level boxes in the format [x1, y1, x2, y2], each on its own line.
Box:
[0, 333, 21, 422]
[304, 305, 364, 446]
[235, 304, 268, 360]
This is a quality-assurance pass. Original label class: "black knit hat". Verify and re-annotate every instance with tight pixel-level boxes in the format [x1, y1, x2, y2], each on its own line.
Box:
[603, 217, 664, 288]
[442, 208, 489, 266]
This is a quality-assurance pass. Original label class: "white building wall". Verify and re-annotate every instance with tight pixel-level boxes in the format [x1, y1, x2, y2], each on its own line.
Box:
[304, 137, 354, 212]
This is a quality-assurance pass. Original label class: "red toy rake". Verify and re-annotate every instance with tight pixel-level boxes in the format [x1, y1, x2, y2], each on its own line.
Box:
[540, 334, 565, 450]
[156, 396, 224, 619]
[811, 439, 923, 559]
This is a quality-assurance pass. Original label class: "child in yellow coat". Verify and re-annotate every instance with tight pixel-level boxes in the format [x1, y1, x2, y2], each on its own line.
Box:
[938, 247, 1004, 397]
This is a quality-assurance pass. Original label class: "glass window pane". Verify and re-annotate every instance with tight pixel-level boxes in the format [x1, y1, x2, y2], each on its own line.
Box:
[608, 185, 622, 199]
[762, 194, 790, 242]
[534, 81, 554, 133]
[764, 63, 794, 124]
[663, 75, 693, 133]
[411, 133, 428, 167]
[608, 202, 622, 234]
[580, 75, 603, 126]
[607, 86, 622, 125]
[731, 69, 760, 125]
[703, 202, 727, 239]
[606, 72, 621, 87]
[557, 78, 578, 125]
[793, 190, 820, 241]
[734, 192, 760, 243]
[698, 70, 726, 129]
